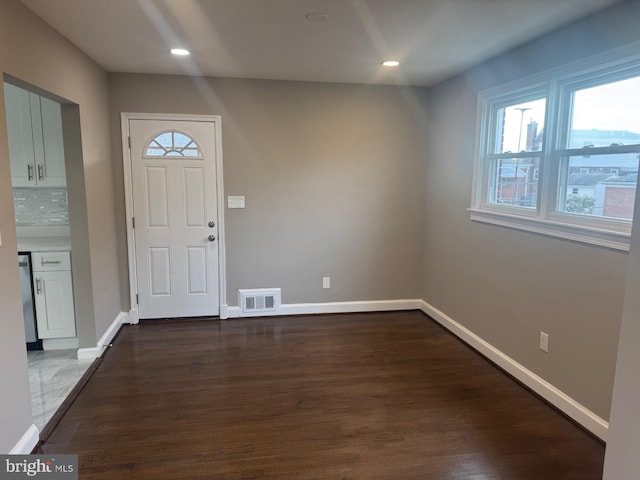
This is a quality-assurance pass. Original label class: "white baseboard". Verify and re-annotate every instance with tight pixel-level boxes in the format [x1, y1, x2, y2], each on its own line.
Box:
[77, 312, 129, 360]
[76, 347, 102, 360]
[226, 299, 422, 318]
[10, 424, 39, 454]
[128, 309, 139, 325]
[419, 300, 609, 441]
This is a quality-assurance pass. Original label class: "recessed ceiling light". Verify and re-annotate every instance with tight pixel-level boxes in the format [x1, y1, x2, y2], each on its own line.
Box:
[305, 12, 330, 22]
[382, 60, 400, 67]
[170, 48, 190, 56]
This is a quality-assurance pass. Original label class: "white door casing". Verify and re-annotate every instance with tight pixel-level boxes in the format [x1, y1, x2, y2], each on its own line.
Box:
[123, 115, 226, 319]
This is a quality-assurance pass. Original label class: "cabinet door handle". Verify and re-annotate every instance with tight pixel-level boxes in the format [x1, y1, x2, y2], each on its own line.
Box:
[37, 164, 44, 180]
[41, 260, 61, 266]
[27, 164, 33, 181]
[36, 278, 42, 295]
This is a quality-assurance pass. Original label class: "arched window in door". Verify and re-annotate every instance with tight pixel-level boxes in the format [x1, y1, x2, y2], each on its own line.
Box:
[144, 130, 202, 158]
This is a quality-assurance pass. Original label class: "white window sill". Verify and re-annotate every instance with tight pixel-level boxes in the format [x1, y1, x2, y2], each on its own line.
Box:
[468, 208, 631, 252]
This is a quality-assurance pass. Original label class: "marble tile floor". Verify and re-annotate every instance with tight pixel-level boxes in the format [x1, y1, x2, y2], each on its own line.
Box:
[27, 349, 94, 431]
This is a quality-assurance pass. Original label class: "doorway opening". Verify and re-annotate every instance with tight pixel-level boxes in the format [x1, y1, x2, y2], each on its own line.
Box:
[4, 75, 96, 431]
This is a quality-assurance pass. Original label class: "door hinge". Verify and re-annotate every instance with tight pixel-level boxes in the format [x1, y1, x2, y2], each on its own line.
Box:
[136, 294, 139, 305]
[132, 217, 135, 229]
[128, 136, 131, 149]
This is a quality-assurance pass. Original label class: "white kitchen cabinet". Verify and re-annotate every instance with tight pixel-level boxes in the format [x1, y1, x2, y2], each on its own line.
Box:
[32, 251, 76, 339]
[36, 95, 67, 187]
[4, 83, 67, 188]
[5, 83, 33, 186]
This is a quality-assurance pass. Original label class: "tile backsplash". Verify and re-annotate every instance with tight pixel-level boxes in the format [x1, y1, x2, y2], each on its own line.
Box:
[13, 187, 69, 226]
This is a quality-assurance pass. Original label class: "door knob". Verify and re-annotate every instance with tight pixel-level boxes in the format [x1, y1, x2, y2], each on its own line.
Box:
[208, 235, 216, 242]
[208, 221, 215, 228]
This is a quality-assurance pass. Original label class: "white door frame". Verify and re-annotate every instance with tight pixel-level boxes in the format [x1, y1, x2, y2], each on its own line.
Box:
[121, 113, 228, 322]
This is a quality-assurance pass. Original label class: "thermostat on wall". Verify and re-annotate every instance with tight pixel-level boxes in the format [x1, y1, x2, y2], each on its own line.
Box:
[228, 196, 245, 209]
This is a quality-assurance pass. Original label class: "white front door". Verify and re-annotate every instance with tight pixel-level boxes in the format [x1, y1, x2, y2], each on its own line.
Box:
[129, 119, 219, 319]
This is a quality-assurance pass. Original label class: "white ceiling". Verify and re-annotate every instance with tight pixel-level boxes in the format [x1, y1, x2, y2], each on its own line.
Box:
[21, 0, 619, 87]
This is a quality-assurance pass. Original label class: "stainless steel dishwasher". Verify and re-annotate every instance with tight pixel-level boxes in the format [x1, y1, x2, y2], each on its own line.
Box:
[19, 253, 42, 350]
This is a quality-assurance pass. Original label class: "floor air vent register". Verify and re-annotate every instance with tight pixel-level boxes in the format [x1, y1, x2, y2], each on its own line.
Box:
[239, 288, 281, 313]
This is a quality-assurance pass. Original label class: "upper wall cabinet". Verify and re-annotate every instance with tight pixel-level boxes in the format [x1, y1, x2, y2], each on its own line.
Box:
[4, 83, 66, 187]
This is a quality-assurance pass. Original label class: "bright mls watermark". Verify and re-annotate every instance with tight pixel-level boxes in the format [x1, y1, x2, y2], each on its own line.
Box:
[0, 456, 77, 479]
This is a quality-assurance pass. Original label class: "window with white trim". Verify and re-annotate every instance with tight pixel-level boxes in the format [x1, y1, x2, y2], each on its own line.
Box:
[471, 52, 640, 250]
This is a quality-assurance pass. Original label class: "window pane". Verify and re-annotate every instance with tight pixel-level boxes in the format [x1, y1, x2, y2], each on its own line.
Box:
[568, 76, 640, 148]
[491, 157, 539, 208]
[562, 154, 638, 220]
[154, 132, 173, 148]
[494, 98, 545, 154]
[173, 132, 192, 148]
[145, 130, 203, 158]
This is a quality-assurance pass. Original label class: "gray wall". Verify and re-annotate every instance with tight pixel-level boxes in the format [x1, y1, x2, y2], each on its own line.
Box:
[0, 82, 32, 454]
[109, 75, 428, 307]
[423, 1, 640, 420]
[61, 105, 97, 351]
[0, 0, 117, 451]
[604, 163, 640, 478]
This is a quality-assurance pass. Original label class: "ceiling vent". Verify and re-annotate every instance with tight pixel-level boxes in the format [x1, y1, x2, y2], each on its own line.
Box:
[239, 288, 281, 314]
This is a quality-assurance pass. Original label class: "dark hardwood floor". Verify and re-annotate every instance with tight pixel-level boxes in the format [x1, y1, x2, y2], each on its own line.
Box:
[36, 311, 605, 479]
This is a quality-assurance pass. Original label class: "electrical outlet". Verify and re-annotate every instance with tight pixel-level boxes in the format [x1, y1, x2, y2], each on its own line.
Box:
[322, 276, 330, 289]
[539, 331, 549, 353]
